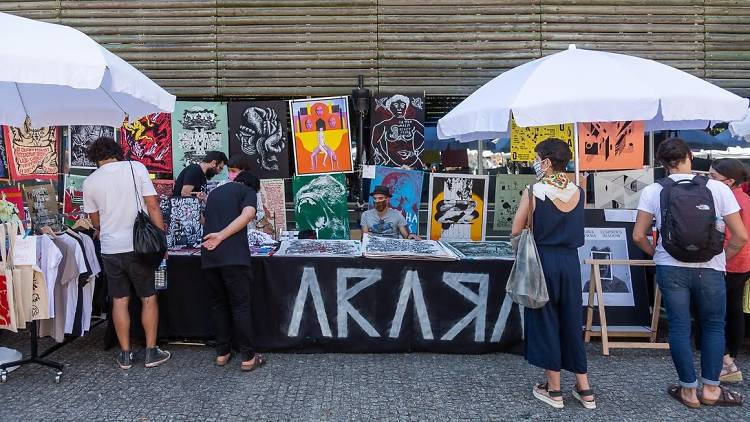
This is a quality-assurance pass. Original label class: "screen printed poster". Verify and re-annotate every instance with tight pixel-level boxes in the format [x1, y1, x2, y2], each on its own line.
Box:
[3, 125, 59, 181]
[121, 113, 173, 174]
[510, 116, 574, 162]
[292, 173, 349, 239]
[63, 175, 87, 226]
[368, 166, 423, 235]
[289, 96, 353, 176]
[0, 187, 26, 220]
[492, 174, 536, 232]
[70, 125, 115, 170]
[428, 173, 489, 241]
[228, 101, 290, 179]
[259, 178, 287, 236]
[578, 121, 644, 171]
[370, 93, 425, 169]
[172, 101, 229, 179]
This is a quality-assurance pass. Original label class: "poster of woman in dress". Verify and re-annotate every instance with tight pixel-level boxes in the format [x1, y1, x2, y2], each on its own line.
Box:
[3, 123, 59, 181]
[427, 173, 489, 241]
[121, 113, 173, 174]
[289, 96, 353, 176]
[370, 94, 425, 169]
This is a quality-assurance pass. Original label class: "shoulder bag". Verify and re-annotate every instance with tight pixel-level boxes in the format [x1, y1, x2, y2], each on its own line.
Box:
[129, 161, 167, 270]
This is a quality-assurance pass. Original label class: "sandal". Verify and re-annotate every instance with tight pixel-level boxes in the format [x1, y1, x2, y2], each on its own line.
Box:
[533, 382, 564, 409]
[699, 385, 744, 407]
[667, 385, 700, 409]
[720, 363, 743, 383]
[572, 384, 596, 409]
[214, 353, 231, 367]
[240, 354, 266, 372]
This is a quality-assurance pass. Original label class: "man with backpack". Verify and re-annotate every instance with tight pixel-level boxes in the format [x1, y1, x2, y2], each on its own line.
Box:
[633, 138, 747, 408]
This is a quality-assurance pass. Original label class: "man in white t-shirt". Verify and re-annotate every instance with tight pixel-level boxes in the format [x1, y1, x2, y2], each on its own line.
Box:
[633, 138, 747, 408]
[82, 137, 171, 370]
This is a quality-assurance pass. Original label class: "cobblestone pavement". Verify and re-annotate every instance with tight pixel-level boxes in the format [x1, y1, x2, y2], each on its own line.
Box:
[0, 325, 747, 421]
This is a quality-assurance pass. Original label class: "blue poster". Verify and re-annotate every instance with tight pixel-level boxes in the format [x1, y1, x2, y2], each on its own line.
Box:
[368, 166, 423, 235]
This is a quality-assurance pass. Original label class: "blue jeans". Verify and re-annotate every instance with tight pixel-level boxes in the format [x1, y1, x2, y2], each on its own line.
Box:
[656, 265, 726, 388]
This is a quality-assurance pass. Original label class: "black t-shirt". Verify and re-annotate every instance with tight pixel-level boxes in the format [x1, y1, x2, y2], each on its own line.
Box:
[173, 164, 207, 196]
[201, 182, 257, 269]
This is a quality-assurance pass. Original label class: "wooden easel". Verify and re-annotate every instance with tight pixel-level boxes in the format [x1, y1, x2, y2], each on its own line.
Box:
[583, 258, 669, 356]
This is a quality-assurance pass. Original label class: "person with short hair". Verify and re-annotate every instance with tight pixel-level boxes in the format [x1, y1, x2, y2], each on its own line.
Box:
[633, 138, 747, 407]
[511, 138, 595, 410]
[82, 137, 170, 370]
[708, 158, 750, 383]
[361, 185, 419, 239]
[173, 151, 228, 199]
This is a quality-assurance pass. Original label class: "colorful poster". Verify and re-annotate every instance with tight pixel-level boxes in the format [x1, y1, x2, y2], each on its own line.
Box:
[292, 174, 349, 239]
[3, 124, 59, 181]
[0, 187, 26, 220]
[370, 93, 425, 168]
[70, 125, 115, 169]
[594, 168, 653, 209]
[289, 96, 353, 176]
[0, 127, 9, 178]
[492, 174, 536, 232]
[578, 121, 645, 171]
[510, 116, 574, 162]
[23, 183, 59, 231]
[368, 166, 423, 235]
[229, 101, 290, 179]
[166, 197, 203, 250]
[579, 227, 634, 306]
[63, 175, 87, 226]
[121, 113, 173, 174]
[259, 178, 287, 238]
[427, 173, 489, 241]
[172, 101, 229, 179]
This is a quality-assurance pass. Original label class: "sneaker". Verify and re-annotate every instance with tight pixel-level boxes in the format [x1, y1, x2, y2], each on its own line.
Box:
[116, 350, 133, 370]
[144, 347, 171, 368]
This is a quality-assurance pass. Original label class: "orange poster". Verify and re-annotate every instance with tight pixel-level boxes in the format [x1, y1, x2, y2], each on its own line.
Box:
[289, 96, 353, 176]
[577, 121, 645, 171]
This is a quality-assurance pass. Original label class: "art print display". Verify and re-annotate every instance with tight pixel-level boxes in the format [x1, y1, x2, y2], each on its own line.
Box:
[63, 175, 87, 226]
[368, 166, 423, 235]
[259, 178, 287, 237]
[445, 241, 514, 260]
[0, 187, 26, 220]
[23, 183, 59, 231]
[594, 168, 653, 209]
[0, 127, 9, 178]
[510, 116, 574, 162]
[172, 101, 229, 178]
[361, 233, 458, 260]
[370, 93, 425, 168]
[579, 227, 634, 306]
[70, 125, 115, 169]
[289, 96, 353, 176]
[152, 179, 175, 225]
[578, 121, 645, 171]
[292, 174, 349, 240]
[275, 239, 361, 257]
[3, 124, 59, 181]
[166, 197, 203, 250]
[121, 113, 173, 173]
[229, 101, 290, 179]
[428, 173, 489, 241]
[492, 174, 536, 231]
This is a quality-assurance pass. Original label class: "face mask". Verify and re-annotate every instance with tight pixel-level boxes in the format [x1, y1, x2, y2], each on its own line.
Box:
[227, 172, 238, 181]
[532, 159, 546, 180]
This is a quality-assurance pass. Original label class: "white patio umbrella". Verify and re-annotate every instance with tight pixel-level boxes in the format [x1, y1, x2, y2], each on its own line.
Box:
[729, 108, 750, 139]
[437, 45, 749, 142]
[0, 12, 175, 128]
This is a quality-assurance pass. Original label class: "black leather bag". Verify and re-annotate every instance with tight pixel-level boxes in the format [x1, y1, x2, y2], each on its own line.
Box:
[129, 162, 167, 269]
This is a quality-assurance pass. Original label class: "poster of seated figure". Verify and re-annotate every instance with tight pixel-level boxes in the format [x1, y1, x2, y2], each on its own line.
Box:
[369, 166, 423, 235]
[594, 168, 653, 209]
[289, 96, 353, 176]
[428, 173, 489, 241]
[370, 93, 425, 169]
[292, 173, 349, 240]
[578, 227, 634, 306]
[493, 174, 536, 232]
[167, 197, 203, 250]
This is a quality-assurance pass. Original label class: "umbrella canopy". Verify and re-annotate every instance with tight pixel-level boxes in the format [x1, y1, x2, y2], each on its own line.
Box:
[438, 45, 749, 141]
[729, 108, 750, 138]
[0, 12, 175, 128]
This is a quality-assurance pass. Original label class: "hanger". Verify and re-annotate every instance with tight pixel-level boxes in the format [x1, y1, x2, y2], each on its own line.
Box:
[71, 218, 93, 231]
[40, 225, 57, 238]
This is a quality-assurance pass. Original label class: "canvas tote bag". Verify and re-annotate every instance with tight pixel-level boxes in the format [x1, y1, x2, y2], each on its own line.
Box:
[0, 223, 18, 332]
[506, 186, 549, 309]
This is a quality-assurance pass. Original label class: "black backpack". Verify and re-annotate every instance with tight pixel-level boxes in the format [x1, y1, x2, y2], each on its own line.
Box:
[658, 175, 725, 263]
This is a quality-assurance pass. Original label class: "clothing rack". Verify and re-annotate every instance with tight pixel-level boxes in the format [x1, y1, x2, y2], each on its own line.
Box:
[0, 320, 63, 383]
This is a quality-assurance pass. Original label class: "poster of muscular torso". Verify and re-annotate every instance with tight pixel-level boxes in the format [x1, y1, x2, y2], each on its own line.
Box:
[370, 94, 426, 169]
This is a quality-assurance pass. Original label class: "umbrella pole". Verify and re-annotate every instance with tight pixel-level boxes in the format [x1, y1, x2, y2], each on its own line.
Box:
[648, 131, 655, 167]
[477, 140, 484, 175]
[574, 123, 580, 186]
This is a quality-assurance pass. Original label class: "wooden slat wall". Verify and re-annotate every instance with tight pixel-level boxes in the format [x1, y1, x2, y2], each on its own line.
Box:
[1, 1, 749, 98]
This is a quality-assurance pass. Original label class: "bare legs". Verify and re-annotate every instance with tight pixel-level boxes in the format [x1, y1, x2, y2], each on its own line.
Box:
[112, 295, 160, 351]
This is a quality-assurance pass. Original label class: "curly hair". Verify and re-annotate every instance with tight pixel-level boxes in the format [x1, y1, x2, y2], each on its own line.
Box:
[535, 138, 572, 171]
[656, 137, 692, 170]
[86, 137, 123, 163]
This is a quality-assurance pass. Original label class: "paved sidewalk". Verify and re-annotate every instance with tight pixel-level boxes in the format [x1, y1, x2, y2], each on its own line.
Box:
[0, 325, 747, 421]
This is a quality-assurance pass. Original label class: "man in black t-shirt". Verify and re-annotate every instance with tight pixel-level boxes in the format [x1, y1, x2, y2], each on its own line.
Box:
[201, 170, 266, 372]
[173, 151, 228, 198]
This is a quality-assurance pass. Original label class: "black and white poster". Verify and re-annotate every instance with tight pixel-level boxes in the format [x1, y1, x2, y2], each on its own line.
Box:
[579, 227, 634, 306]
[370, 93, 426, 169]
[69, 125, 115, 170]
[166, 197, 203, 250]
[228, 101, 290, 179]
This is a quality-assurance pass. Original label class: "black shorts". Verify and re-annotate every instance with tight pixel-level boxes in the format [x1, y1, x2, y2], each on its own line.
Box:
[101, 252, 156, 299]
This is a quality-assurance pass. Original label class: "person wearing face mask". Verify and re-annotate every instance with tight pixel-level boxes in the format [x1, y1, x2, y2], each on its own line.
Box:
[361, 185, 419, 239]
[173, 151, 228, 200]
[511, 138, 595, 410]
[708, 158, 750, 384]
